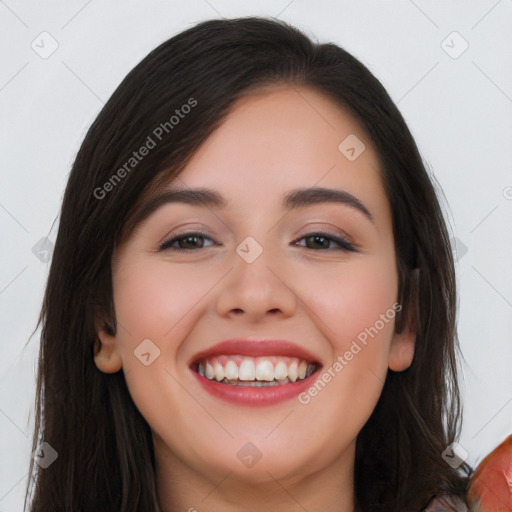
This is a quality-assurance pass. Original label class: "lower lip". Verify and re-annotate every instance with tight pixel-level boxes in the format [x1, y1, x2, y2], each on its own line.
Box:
[192, 369, 320, 406]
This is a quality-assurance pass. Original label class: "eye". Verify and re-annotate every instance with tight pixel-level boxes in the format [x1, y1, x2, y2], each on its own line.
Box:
[293, 232, 357, 252]
[159, 231, 216, 251]
[158, 231, 357, 252]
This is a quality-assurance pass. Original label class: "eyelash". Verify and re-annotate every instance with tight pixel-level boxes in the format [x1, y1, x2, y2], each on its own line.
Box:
[158, 230, 357, 252]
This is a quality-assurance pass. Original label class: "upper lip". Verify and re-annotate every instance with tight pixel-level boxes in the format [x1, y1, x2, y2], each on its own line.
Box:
[189, 339, 321, 367]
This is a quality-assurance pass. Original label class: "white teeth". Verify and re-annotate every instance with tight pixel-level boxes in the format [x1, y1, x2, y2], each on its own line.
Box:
[288, 360, 298, 382]
[274, 361, 288, 381]
[298, 360, 307, 379]
[205, 362, 214, 380]
[255, 360, 274, 381]
[197, 356, 317, 385]
[238, 358, 256, 381]
[225, 360, 238, 380]
[213, 362, 225, 382]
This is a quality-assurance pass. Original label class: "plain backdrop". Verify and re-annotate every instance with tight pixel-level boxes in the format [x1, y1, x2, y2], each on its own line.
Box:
[1, 1, 511, 509]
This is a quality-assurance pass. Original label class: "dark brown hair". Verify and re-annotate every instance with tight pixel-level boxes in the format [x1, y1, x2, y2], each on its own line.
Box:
[25, 16, 472, 511]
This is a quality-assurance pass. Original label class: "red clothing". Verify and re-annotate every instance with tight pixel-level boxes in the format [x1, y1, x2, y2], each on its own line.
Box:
[467, 434, 512, 511]
[426, 434, 512, 511]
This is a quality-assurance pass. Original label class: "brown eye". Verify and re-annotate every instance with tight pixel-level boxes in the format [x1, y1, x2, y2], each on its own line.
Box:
[159, 232, 215, 251]
[294, 232, 357, 252]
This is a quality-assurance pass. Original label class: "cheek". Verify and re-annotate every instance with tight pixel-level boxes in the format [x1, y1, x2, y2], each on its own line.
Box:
[113, 261, 214, 341]
[304, 254, 398, 352]
[110, 262, 213, 443]
[294, 254, 398, 439]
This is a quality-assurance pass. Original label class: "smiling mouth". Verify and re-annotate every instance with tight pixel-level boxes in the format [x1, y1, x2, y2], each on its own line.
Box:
[193, 355, 318, 387]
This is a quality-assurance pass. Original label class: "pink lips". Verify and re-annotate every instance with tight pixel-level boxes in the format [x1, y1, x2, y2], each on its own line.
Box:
[190, 339, 321, 406]
[190, 339, 319, 365]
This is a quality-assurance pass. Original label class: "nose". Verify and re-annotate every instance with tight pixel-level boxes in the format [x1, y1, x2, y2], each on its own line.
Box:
[215, 242, 298, 323]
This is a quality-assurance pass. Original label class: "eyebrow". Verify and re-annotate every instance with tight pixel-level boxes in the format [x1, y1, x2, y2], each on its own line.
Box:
[133, 186, 374, 227]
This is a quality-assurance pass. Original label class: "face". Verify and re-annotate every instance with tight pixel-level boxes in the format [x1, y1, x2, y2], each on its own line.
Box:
[95, 85, 415, 490]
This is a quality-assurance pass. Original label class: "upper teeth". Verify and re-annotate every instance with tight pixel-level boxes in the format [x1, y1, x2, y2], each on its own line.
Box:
[197, 355, 315, 385]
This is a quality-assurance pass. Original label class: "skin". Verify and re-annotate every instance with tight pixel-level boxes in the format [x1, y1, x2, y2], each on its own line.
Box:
[95, 85, 416, 512]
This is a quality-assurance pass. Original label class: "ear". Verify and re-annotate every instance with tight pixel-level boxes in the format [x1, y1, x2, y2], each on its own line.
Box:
[93, 316, 123, 373]
[388, 322, 416, 372]
[388, 269, 418, 372]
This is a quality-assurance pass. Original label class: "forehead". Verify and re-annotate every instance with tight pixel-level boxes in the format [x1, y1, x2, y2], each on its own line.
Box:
[170, 85, 386, 210]
[190, 84, 374, 170]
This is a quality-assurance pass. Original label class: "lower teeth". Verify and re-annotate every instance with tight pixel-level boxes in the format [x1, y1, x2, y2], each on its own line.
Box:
[231, 380, 282, 387]
[221, 379, 288, 387]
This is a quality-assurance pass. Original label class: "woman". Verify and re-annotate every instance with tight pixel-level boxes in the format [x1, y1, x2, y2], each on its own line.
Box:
[25, 16, 475, 511]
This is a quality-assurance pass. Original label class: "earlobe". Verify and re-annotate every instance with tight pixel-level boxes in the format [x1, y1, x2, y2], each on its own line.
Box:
[94, 320, 123, 374]
[388, 330, 416, 372]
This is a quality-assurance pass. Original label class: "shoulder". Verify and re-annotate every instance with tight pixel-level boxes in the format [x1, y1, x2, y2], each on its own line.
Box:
[424, 494, 468, 511]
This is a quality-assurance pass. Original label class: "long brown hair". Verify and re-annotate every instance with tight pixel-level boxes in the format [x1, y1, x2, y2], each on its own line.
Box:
[25, 16, 471, 511]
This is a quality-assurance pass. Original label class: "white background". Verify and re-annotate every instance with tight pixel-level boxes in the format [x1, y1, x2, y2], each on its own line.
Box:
[1, 1, 511, 509]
